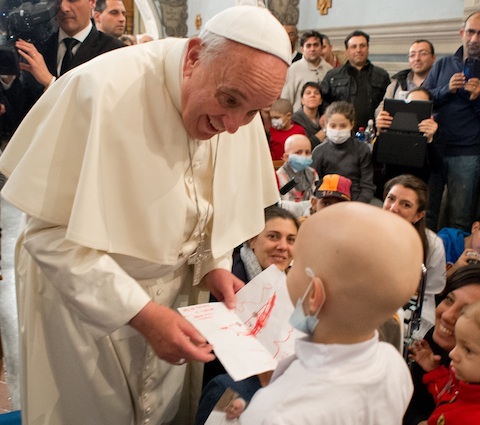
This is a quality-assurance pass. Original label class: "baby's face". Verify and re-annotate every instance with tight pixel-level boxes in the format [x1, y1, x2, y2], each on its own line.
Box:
[449, 314, 480, 383]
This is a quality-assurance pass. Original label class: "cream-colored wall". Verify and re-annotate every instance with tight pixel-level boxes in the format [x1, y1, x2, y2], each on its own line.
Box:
[134, 0, 479, 74]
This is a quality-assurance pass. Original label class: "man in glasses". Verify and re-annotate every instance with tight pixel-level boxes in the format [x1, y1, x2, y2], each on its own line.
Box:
[376, 39, 435, 113]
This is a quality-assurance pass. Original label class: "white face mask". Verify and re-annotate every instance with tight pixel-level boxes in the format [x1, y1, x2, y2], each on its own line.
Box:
[326, 128, 351, 145]
[271, 118, 284, 130]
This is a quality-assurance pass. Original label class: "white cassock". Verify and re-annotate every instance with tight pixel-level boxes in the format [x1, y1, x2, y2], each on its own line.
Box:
[0, 38, 278, 425]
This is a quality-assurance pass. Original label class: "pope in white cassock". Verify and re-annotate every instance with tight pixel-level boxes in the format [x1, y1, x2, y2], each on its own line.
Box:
[0, 5, 291, 425]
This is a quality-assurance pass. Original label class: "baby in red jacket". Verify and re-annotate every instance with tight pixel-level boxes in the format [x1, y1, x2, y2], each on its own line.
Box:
[410, 300, 480, 425]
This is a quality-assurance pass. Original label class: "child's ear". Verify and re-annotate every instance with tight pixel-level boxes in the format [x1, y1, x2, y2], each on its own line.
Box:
[307, 276, 326, 315]
[286, 112, 292, 120]
[282, 152, 289, 161]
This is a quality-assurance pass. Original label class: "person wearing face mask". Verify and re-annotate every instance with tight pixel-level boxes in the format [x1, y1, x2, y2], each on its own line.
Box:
[266, 98, 306, 160]
[240, 202, 423, 424]
[276, 134, 319, 202]
[311, 101, 375, 203]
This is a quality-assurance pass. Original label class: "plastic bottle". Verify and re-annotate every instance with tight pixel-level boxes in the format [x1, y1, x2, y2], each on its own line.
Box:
[355, 127, 365, 142]
[364, 119, 375, 144]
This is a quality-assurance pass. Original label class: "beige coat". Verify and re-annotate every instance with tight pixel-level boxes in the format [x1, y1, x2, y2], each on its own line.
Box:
[0, 38, 278, 424]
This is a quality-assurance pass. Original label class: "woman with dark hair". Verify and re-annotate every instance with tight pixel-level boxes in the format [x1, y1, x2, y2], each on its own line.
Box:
[403, 264, 480, 425]
[383, 174, 446, 337]
[291, 81, 327, 149]
[231, 205, 299, 283]
[197, 206, 299, 425]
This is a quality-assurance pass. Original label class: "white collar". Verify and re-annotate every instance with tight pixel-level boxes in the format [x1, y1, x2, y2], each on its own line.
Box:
[59, 21, 93, 44]
[295, 331, 379, 369]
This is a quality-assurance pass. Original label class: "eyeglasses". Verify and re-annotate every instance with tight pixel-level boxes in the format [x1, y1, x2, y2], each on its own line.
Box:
[408, 50, 432, 59]
[465, 28, 480, 38]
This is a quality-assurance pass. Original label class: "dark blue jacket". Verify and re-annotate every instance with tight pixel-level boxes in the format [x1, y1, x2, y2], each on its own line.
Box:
[423, 46, 480, 156]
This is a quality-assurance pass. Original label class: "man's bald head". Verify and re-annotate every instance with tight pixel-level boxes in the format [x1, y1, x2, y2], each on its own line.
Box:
[287, 202, 423, 343]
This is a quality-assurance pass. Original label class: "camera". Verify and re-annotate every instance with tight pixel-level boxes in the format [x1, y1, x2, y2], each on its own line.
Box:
[0, 0, 59, 75]
[466, 251, 480, 265]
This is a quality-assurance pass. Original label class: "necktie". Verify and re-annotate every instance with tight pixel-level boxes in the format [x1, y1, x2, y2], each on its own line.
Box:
[60, 38, 79, 76]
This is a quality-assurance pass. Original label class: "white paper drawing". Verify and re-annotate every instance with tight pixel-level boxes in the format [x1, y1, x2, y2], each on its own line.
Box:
[178, 265, 305, 381]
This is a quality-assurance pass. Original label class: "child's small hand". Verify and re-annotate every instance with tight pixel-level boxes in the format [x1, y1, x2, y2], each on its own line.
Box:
[408, 339, 441, 372]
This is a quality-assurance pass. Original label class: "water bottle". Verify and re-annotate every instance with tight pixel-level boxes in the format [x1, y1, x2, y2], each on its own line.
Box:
[364, 119, 375, 144]
[355, 127, 365, 142]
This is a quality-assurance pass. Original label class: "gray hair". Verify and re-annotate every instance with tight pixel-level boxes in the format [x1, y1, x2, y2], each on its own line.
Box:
[197, 31, 232, 65]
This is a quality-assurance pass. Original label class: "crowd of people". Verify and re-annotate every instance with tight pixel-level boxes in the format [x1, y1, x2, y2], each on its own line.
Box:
[0, 2, 480, 425]
[265, 17, 480, 239]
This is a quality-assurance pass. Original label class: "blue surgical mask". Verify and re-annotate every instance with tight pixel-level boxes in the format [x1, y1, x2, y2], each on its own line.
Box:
[289, 268, 325, 335]
[288, 154, 313, 172]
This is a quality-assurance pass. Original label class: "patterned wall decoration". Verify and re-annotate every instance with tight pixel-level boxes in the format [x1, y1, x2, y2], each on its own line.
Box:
[267, 0, 299, 25]
[317, 0, 332, 15]
[158, 0, 188, 37]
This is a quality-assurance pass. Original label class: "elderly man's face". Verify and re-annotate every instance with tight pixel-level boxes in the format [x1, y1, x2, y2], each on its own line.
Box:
[181, 38, 287, 140]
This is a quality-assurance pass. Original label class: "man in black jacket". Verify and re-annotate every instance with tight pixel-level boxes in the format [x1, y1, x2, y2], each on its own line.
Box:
[0, 0, 125, 127]
[321, 30, 390, 131]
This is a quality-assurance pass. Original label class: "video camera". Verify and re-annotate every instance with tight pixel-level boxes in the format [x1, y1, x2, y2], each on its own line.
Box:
[0, 0, 59, 75]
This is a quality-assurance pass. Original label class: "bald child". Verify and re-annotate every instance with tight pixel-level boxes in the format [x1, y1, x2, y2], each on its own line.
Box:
[277, 134, 319, 203]
[241, 202, 423, 424]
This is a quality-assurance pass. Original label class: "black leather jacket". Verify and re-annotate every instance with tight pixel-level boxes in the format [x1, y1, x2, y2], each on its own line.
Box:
[321, 60, 390, 124]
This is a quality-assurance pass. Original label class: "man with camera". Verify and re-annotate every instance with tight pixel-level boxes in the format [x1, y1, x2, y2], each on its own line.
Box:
[423, 11, 480, 232]
[0, 0, 124, 126]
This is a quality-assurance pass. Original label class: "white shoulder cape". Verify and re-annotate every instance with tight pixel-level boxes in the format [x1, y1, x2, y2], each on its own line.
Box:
[0, 38, 279, 264]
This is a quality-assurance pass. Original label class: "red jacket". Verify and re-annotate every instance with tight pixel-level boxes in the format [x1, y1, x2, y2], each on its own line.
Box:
[424, 365, 480, 424]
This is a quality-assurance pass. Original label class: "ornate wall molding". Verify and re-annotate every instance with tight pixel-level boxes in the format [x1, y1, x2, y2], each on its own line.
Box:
[322, 18, 462, 54]
[465, 0, 480, 17]
[158, 0, 188, 37]
[312, 18, 463, 75]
